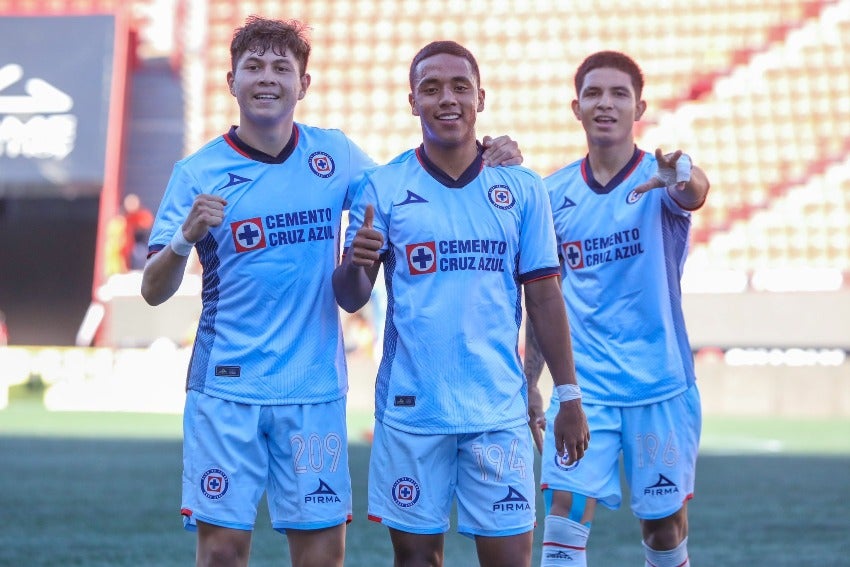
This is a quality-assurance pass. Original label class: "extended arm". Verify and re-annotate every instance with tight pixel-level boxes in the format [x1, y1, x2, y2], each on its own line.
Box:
[634, 148, 711, 210]
[524, 276, 589, 465]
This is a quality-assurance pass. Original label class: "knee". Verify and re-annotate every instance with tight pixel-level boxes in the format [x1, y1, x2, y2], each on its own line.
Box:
[641, 509, 688, 551]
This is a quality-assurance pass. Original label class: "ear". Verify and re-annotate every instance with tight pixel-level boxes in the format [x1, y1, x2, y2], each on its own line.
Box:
[571, 99, 581, 120]
[409, 92, 419, 116]
[227, 71, 235, 96]
[477, 88, 485, 112]
[298, 73, 312, 100]
[635, 99, 647, 121]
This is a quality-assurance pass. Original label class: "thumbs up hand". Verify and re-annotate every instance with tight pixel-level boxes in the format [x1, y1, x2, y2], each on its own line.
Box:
[349, 204, 384, 267]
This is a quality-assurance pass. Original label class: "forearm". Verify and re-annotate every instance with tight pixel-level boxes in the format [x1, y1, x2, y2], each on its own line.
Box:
[332, 253, 379, 313]
[523, 320, 547, 390]
[673, 165, 710, 210]
[141, 247, 190, 306]
[525, 277, 578, 387]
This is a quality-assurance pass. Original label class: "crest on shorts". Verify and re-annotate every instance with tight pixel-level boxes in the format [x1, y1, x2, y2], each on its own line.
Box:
[391, 476, 421, 508]
[554, 452, 580, 472]
[201, 468, 229, 499]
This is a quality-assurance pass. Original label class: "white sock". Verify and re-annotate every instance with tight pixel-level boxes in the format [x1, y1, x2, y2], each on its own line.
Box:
[540, 515, 589, 567]
[643, 536, 690, 567]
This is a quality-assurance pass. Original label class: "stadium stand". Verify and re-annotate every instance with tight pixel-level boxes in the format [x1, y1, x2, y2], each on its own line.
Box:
[0, 1, 847, 419]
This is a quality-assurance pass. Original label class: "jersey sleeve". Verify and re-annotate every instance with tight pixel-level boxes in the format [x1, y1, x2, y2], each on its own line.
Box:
[343, 171, 389, 254]
[342, 137, 379, 211]
[147, 162, 200, 255]
[518, 173, 560, 283]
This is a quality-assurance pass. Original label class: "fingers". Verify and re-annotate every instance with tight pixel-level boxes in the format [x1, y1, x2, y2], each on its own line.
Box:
[481, 135, 522, 167]
[185, 194, 227, 242]
[632, 176, 664, 195]
[529, 416, 546, 454]
[362, 204, 374, 229]
[350, 204, 383, 267]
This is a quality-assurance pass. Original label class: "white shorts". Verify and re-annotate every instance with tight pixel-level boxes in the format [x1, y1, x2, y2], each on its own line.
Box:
[540, 384, 701, 520]
[181, 390, 351, 532]
[368, 421, 536, 538]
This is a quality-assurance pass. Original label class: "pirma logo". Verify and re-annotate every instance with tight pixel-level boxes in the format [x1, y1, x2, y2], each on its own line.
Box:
[201, 468, 229, 499]
[391, 476, 421, 508]
[305, 479, 342, 504]
[644, 474, 679, 497]
[308, 151, 335, 178]
[406, 242, 437, 275]
[492, 486, 531, 512]
[231, 218, 267, 253]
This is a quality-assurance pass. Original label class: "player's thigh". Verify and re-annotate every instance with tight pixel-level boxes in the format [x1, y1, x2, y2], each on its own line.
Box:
[287, 524, 346, 567]
[622, 385, 701, 520]
[367, 422, 456, 534]
[455, 425, 536, 538]
[541, 401, 624, 511]
[475, 531, 533, 567]
[182, 390, 268, 531]
[265, 397, 352, 533]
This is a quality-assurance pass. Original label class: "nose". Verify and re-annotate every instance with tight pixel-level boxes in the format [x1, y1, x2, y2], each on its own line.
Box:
[597, 92, 613, 109]
[439, 86, 457, 106]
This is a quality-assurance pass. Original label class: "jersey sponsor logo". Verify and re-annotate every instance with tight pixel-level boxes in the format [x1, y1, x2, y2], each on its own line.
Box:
[221, 172, 252, 189]
[493, 486, 532, 512]
[308, 151, 335, 178]
[406, 242, 437, 275]
[201, 468, 229, 499]
[305, 479, 343, 504]
[626, 189, 644, 204]
[215, 365, 240, 377]
[557, 196, 577, 210]
[392, 476, 421, 508]
[554, 451, 580, 472]
[396, 190, 428, 206]
[644, 474, 680, 497]
[488, 184, 515, 210]
[231, 218, 267, 253]
[563, 241, 584, 270]
[568, 229, 645, 269]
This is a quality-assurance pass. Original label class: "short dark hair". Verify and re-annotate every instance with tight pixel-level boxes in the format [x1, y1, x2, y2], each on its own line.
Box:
[409, 40, 481, 90]
[574, 51, 644, 100]
[230, 15, 311, 75]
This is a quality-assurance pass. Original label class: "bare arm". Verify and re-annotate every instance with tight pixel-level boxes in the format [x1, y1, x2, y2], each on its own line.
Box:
[332, 204, 383, 313]
[524, 276, 589, 465]
[141, 194, 226, 306]
[524, 317, 548, 453]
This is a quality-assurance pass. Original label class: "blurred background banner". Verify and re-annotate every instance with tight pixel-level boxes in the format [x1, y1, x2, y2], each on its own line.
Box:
[0, 15, 116, 197]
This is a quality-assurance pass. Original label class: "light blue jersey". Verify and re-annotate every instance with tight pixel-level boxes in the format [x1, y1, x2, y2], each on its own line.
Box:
[345, 145, 560, 434]
[545, 147, 697, 406]
[149, 124, 375, 405]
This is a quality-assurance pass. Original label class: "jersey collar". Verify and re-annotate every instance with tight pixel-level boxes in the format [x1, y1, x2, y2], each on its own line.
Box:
[581, 145, 645, 194]
[223, 124, 299, 164]
[414, 143, 484, 188]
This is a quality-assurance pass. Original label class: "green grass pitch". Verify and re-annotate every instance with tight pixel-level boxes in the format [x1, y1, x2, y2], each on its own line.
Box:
[1, 398, 849, 566]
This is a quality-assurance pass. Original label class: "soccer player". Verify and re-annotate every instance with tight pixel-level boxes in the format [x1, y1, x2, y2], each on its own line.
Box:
[140, 17, 523, 567]
[525, 51, 710, 567]
[332, 41, 589, 567]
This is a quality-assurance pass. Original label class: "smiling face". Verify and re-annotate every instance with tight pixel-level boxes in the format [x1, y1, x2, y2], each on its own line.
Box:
[572, 67, 645, 150]
[227, 46, 310, 130]
[409, 52, 484, 151]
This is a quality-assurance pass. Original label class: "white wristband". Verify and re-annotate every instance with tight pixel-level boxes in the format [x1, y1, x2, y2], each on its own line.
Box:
[555, 383, 582, 403]
[170, 229, 195, 257]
